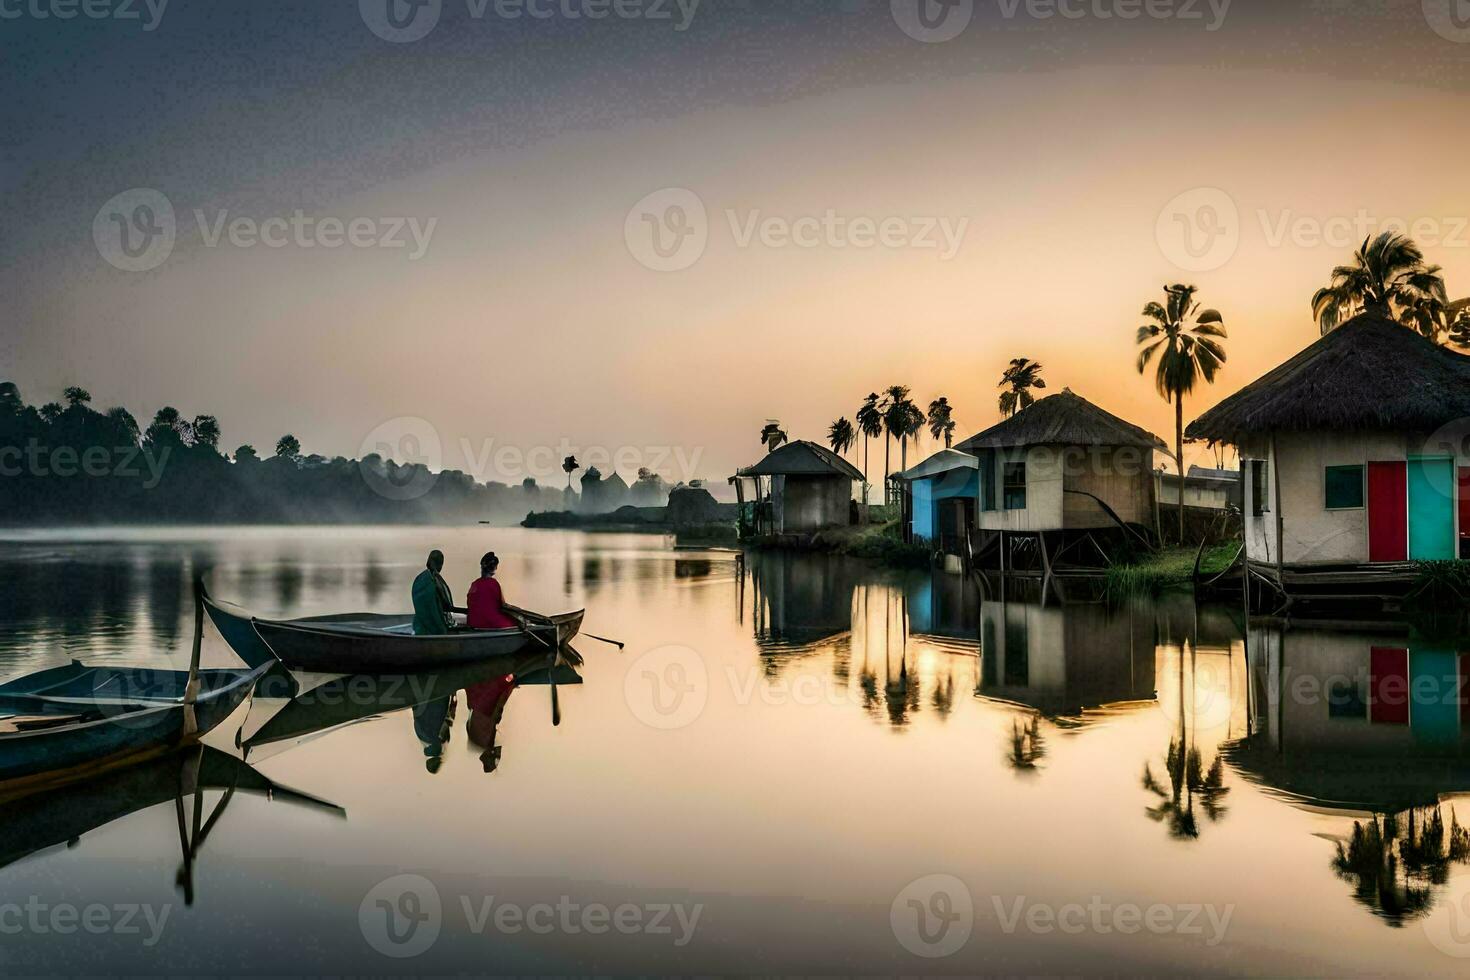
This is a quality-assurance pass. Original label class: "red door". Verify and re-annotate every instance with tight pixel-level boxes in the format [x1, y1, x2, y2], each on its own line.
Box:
[1368, 462, 1408, 562]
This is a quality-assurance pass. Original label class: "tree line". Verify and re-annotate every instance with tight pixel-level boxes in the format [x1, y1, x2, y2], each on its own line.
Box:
[0, 382, 561, 525]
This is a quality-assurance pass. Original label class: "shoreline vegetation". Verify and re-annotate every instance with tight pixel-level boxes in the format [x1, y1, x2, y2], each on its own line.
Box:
[1104, 544, 1242, 598]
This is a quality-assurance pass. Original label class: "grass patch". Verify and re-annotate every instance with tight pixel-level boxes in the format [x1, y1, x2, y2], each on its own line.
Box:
[1105, 542, 1240, 598]
[762, 521, 933, 568]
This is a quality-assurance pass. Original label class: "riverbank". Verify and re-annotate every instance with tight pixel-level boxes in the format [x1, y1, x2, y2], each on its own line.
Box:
[748, 521, 932, 568]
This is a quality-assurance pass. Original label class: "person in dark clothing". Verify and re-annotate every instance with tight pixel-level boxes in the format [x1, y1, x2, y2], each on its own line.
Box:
[412, 549, 456, 635]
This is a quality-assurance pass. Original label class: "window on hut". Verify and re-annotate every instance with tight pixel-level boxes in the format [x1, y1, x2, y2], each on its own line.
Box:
[1324, 465, 1365, 510]
[980, 451, 997, 511]
[1003, 460, 1027, 511]
[1250, 459, 1269, 517]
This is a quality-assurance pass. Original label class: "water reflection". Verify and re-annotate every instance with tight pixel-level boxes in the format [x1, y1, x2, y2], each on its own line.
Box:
[1231, 620, 1470, 925]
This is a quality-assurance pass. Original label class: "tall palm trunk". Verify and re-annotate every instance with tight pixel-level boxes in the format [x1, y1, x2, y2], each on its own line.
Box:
[883, 436, 891, 505]
[862, 435, 870, 505]
[1175, 394, 1185, 546]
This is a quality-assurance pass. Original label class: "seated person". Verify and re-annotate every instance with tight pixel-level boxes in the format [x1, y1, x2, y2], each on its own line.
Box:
[412, 549, 456, 635]
[466, 551, 517, 630]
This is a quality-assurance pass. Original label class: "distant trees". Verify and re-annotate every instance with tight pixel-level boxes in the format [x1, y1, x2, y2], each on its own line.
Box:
[274, 434, 301, 461]
[562, 454, 579, 490]
[0, 381, 555, 526]
[998, 358, 1046, 418]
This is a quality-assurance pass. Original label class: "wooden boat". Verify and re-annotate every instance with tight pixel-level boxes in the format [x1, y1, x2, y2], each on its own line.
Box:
[202, 585, 584, 674]
[0, 660, 267, 790]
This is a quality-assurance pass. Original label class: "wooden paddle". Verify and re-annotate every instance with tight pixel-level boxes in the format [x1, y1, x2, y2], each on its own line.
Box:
[511, 614, 560, 727]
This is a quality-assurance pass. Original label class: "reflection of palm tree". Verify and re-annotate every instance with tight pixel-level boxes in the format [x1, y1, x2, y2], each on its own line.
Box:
[1009, 713, 1045, 771]
[997, 358, 1046, 418]
[1141, 737, 1228, 839]
[1332, 806, 1470, 925]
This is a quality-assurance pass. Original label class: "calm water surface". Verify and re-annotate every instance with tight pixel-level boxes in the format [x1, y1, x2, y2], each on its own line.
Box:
[1, 526, 1467, 976]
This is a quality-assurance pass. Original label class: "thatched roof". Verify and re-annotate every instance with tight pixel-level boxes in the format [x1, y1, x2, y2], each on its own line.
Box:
[956, 389, 1164, 452]
[1187, 310, 1470, 445]
[738, 440, 863, 480]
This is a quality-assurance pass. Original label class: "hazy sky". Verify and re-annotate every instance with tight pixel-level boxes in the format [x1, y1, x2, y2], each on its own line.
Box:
[9, 0, 1470, 485]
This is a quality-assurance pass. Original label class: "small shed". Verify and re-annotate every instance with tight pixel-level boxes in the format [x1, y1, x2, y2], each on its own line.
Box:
[899, 449, 979, 555]
[1187, 310, 1470, 576]
[734, 440, 862, 536]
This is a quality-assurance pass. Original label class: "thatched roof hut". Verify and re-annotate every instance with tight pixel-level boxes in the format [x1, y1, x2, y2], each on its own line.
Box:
[1187, 310, 1470, 446]
[734, 440, 861, 535]
[957, 389, 1165, 453]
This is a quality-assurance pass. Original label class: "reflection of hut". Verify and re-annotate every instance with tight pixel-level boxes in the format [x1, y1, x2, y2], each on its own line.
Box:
[1188, 312, 1470, 590]
[733, 440, 862, 538]
[1230, 621, 1470, 811]
[977, 598, 1156, 716]
[746, 549, 855, 651]
[956, 389, 1164, 572]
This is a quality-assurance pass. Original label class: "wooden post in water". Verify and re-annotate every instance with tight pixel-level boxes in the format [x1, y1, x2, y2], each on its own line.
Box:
[1270, 435, 1286, 585]
[183, 584, 203, 739]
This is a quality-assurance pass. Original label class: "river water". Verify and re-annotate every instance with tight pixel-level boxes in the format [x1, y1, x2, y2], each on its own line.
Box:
[0, 526, 1467, 976]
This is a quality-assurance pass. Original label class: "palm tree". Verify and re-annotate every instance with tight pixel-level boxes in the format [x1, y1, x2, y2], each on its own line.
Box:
[1311, 232, 1448, 336]
[759, 421, 787, 452]
[827, 417, 855, 459]
[855, 393, 883, 503]
[1136, 284, 1227, 545]
[997, 358, 1046, 418]
[879, 385, 910, 502]
[562, 455, 579, 490]
[882, 386, 925, 493]
[927, 396, 956, 448]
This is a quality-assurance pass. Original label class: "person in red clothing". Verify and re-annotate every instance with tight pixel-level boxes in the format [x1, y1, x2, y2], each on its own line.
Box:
[466, 551, 517, 630]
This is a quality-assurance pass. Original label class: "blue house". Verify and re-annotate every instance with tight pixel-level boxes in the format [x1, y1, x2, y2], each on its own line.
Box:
[900, 448, 980, 555]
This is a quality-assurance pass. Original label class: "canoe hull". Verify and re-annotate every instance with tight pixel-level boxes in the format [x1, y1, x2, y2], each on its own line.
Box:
[253, 620, 561, 673]
[0, 664, 264, 789]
